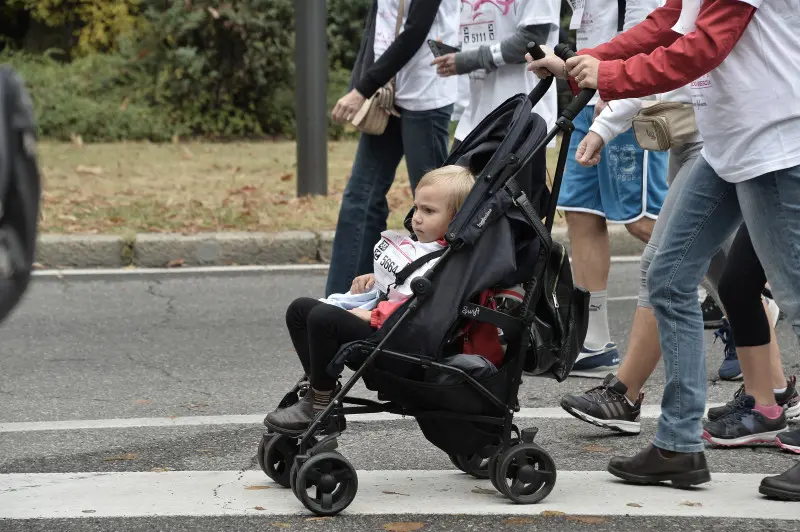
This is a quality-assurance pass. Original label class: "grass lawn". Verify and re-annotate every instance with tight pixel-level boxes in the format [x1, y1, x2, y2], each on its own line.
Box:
[38, 137, 564, 235]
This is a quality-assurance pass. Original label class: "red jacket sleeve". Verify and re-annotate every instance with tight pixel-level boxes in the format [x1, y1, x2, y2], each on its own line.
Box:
[596, 0, 757, 100]
[370, 299, 406, 329]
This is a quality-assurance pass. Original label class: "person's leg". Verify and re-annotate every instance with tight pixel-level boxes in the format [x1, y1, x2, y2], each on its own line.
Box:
[401, 104, 453, 191]
[702, 224, 788, 446]
[560, 142, 698, 433]
[265, 303, 376, 434]
[734, 164, 800, 498]
[557, 106, 620, 376]
[284, 297, 326, 376]
[608, 156, 743, 487]
[324, 119, 405, 297]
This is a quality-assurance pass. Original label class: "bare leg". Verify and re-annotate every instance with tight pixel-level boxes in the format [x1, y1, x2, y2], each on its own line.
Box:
[567, 211, 610, 292]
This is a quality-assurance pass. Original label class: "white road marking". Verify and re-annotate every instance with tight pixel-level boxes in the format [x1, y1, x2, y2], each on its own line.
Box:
[0, 469, 795, 519]
[0, 404, 725, 433]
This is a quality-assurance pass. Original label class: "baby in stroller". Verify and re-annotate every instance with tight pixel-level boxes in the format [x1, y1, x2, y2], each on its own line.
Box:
[265, 164, 504, 435]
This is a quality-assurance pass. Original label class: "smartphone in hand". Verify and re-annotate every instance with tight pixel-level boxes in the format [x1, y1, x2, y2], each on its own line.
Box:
[428, 39, 460, 57]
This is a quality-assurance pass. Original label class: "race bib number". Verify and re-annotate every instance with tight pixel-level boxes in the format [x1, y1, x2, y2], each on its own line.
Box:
[372, 231, 415, 294]
[461, 21, 496, 46]
[567, 0, 586, 30]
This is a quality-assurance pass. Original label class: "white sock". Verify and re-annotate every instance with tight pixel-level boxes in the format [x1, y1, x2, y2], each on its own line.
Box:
[774, 386, 787, 395]
[584, 290, 611, 350]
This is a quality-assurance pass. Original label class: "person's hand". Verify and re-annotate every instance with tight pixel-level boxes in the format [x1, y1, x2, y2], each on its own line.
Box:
[593, 100, 608, 122]
[566, 55, 600, 89]
[350, 273, 375, 295]
[332, 89, 366, 123]
[575, 131, 605, 167]
[431, 53, 457, 77]
[526, 47, 567, 80]
[349, 308, 373, 322]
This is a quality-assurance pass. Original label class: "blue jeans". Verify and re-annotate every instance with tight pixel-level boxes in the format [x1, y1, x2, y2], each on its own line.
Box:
[324, 104, 453, 296]
[647, 156, 800, 452]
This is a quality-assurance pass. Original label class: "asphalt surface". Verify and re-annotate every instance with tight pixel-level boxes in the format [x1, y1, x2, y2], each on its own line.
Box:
[1, 264, 799, 530]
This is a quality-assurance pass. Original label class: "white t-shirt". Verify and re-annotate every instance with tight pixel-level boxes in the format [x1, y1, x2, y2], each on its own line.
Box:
[374, 0, 460, 111]
[675, 0, 800, 182]
[372, 230, 445, 301]
[571, 0, 622, 105]
[453, 0, 561, 141]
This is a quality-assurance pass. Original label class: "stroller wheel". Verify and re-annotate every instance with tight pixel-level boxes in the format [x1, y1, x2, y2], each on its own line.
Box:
[495, 443, 557, 504]
[455, 453, 492, 480]
[448, 454, 464, 472]
[259, 433, 316, 488]
[295, 452, 358, 516]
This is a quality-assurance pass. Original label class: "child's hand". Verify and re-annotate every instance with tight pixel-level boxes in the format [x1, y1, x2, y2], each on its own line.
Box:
[349, 308, 372, 322]
[350, 274, 375, 294]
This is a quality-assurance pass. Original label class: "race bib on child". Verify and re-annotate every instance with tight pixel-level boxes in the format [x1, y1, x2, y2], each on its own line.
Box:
[371, 230, 444, 296]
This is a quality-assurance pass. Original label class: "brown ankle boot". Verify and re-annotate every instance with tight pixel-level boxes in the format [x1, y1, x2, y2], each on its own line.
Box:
[264, 388, 332, 435]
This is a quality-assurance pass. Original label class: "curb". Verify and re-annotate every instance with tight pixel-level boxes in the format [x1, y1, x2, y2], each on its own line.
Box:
[34, 226, 645, 269]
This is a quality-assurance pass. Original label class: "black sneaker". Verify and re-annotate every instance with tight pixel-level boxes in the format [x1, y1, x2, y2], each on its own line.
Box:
[560, 374, 643, 434]
[776, 427, 800, 454]
[701, 294, 725, 329]
[707, 376, 800, 422]
[702, 394, 787, 447]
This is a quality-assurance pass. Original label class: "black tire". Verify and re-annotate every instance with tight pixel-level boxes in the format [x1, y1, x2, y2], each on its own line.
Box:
[294, 452, 359, 516]
[259, 433, 316, 488]
[455, 453, 492, 480]
[495, 443, 557, 504]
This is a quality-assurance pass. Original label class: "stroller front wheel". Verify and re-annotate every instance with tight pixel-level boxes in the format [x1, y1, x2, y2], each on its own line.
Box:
[495, 443, 557, 504]
[295, 452, 358, 516]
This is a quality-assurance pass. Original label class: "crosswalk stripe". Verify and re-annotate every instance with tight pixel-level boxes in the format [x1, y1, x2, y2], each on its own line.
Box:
[0, 469, 795, 520]
[0, 404, 726, 433]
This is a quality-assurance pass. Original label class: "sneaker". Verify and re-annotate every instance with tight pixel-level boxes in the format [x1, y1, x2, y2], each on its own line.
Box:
[776, 427, 800, 454]
[702, 394, 787, 447]
[707, 376, 800, 422]
[715, 319, 742, 381]
[570, 342, 620, 378]
[560, 374, 643, 434]
[701, 294, 725, 330]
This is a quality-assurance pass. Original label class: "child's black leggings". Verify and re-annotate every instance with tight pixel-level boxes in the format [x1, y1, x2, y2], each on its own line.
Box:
[285, 297, 375, 390]
[717, 224, 771, 347]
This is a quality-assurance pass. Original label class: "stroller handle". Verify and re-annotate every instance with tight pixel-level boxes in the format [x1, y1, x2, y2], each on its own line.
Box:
[553, 44, 597, 122]
[525, 42, 553, 107]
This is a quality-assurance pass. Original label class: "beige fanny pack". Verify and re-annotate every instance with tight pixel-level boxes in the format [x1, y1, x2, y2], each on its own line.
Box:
[632, 101, 698, 151]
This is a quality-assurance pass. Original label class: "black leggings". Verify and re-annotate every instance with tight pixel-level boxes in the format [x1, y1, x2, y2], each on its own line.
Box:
[717, 224, 771, 347]
[285, 297, 375, 390]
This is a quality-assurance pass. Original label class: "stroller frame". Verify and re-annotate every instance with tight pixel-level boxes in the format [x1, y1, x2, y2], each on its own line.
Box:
[258, 43, 596, 516]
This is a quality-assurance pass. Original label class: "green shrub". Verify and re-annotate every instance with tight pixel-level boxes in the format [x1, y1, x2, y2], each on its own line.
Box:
[3, 50, 179, 141]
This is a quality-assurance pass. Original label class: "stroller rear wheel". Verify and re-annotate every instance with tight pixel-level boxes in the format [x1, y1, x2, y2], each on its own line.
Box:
[494, 443, 557, 504]
[455, 453, 492, 479]
[258, 433, 316, 488]
[294, 452, 358, 516]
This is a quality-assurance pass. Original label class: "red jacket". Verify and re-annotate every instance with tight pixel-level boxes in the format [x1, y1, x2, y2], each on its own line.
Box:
[569, 0, 756, 101]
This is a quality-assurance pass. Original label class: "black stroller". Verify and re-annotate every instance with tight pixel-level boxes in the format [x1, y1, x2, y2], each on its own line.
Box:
[257, 44, 595, 516]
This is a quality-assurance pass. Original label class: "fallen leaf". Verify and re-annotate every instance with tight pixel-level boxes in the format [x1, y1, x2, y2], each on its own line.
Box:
[272, 523, 290, 529]
[280, 173, 293, 181]
[382, 490, 410, 496]
[680, 501, 702, 507]
[75, 165, 103, 176]
[246, 485, 271, 490]
[32, 262, 45, 270]
[471, 486, 495, 495]
[383, 523, 424, 532]
[254, 506, 265, 511]
[582, 445, 612, 453]
[81, 510, 96, 514]
[167, 258, 185, 268]
[306, 517, 331, 521]
[541, 510, 566, 517]
[103, 453, 137, 461]
[135, 399, 152, 405]
[566, 516, 607, 524]
[627, 503, 643, 508]
[503, 517, 535, 525]
[150, 467, 174, 473]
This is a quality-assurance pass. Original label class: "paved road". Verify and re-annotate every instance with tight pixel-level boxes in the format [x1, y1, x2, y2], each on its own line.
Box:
[1, 265, 798, 530]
